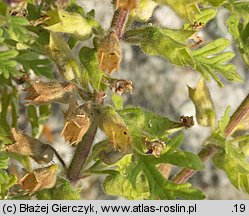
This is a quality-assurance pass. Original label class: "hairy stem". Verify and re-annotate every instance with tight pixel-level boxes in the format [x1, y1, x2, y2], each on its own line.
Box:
[111, 9, 129, 39]
[172, 92, 249, 184]
[172, 145, 218, 184]
[67, 123, 98, 180]
[224, 94, 249, 136]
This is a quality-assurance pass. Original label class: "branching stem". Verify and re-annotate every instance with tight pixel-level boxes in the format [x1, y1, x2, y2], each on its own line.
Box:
[172, 92, 249, 184]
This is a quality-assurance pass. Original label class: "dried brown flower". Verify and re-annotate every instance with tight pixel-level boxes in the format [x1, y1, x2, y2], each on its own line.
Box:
[145, 138, 165, 157]
[61, 103, 92, 145]
[190, 35, 205, 49]
[18, 164, 58, 193]
[24, 81, 76, 105]
[116, 0, 140, 11]
[189, 21, 205, 30]
[6, 128, 54, 164]
[110, 79, 133, 95]
[98, 32, 122, 74]
[178, 115, 194, 128]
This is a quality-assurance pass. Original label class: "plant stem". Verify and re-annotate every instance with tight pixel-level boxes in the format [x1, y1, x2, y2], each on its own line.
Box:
[172, 92, 249, 184]
[67, 123, 98, 180]
[111, 9, 129, 39]
[46, 144, 67, 171]
[224, 94, 249, 136]
[172, 145, 218, 184]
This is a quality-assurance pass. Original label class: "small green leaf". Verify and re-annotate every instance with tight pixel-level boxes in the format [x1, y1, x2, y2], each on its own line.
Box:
[134, 154, 205, 199]
[154, 0, 201, 21]
[37, 178, 81, 200]
[188, 78, 216, 129]
[227, 15, 249, 66]
[0, 152, 9, 169]
[224, 1, 249, 20]
[206, 0, 226, 7]
[45, 9, 98, 40]
[194, 8, 217, 24]
[6, 16, 30, 42]
[192, 38, 242, 86]
[164, 133, 185, 153]
[46, 33, 86, 81]
[213, 142, 249, 194]
[130, 0, 158, 22]
[218, 106, 231, 135]
[0, 169, 17, 199]
[79, 46, 103, 91]
[124, 27, 241, 86]
[0, 50, 18, 78]
[15, 50, 53, 79]
[153, 151, 204, 170]
[119, 107, 179, 138]
[112, 93, 123, 110]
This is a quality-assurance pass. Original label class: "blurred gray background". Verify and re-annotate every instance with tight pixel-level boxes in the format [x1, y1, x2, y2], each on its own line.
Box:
[48, 0, 249, 199]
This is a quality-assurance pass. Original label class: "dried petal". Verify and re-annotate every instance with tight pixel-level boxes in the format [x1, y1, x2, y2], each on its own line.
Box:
[145, 138, 165, 157]
[116, 0, 140, 11]
[24, 81, 76, 105]
[98, 32, 122, 74]
[61, 103, 92, 145]
[18, 164, 58, 193]
[178, 115, 194, 128]
[189, 21, 205, 30]
[6, 128, 54, 164]
[110, 79, 133, 95]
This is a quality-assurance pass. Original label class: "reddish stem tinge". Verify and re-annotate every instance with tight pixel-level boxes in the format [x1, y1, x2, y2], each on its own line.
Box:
[172, 92, 249, 184]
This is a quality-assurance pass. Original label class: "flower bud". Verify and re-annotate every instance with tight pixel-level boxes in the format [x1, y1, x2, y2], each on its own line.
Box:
[98, 32, 122, 74]
[24, 81, 76, 105]
[61, 103, 92, 145]
[18, 164, 58, 193]
[6, 128, 54, 164]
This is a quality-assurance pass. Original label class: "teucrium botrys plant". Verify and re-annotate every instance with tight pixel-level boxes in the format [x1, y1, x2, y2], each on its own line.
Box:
[0, 0, 249, 200]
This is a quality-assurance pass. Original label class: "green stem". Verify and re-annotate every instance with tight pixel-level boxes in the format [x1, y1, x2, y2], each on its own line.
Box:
[172, 92, 249, 184]
[230, 135, 249, 144]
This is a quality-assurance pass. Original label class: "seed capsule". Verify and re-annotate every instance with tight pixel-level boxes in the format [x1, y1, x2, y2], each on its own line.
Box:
[98, 32, 122, 74]
[24, 81, 76, 105]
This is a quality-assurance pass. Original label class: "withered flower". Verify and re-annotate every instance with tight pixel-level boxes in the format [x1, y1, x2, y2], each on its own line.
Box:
[98, 31, 122, 74]
[145, 138, 165, 157]
[18, 164, 58, 193]
[61, 103, 92, 145]
[178, 115, 194, 128]
[24, 81, 76, 105]
[189, 21, 205, 30]
[109, 79, 133, 95]
[116, 0, 140, 11]
[6, 128, 54, 164]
